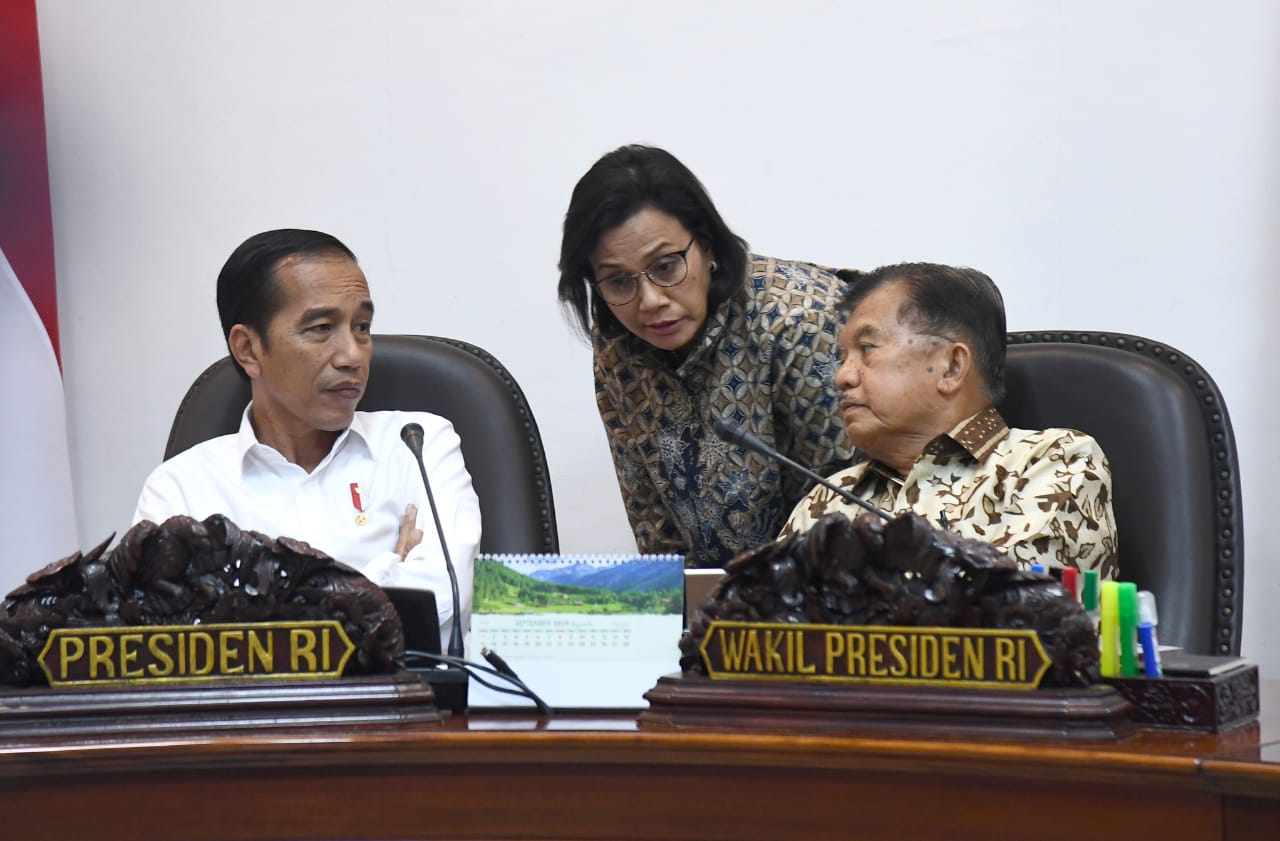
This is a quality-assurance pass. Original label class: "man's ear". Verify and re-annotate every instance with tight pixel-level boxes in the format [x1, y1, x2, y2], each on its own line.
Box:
[936, 341, 973, 396]
[228, 324, 264, 379]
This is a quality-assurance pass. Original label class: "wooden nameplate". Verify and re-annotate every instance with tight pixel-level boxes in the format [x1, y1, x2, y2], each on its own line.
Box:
[639, 672, 1137, 741]
[0, 671, 442, 744]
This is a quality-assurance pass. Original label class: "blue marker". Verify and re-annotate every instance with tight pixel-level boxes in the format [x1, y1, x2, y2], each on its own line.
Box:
[1029, 563, 1046, 575]
[1138, 591, 1163, 678]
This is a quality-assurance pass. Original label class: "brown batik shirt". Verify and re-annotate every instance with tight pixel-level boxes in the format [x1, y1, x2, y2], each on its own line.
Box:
[781, 407, 1119, 579]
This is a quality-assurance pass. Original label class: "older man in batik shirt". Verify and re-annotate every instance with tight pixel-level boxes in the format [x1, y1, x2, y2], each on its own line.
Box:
[781, 263, 1118, 580]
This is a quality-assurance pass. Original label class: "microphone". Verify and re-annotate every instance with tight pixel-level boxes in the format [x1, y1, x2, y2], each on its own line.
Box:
[400, 422, 468, 712]
[710, 419, 891, 521]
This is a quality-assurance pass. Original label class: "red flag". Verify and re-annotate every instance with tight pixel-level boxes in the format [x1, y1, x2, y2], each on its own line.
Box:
[0, 0, 79, 591]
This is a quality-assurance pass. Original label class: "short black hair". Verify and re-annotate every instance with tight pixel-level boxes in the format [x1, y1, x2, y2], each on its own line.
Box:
[836, 263, 1008, 404]
[557, 145, 749, 339]
[215, 229, 357, 378]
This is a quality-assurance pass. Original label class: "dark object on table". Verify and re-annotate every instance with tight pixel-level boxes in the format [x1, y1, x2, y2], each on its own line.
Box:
[1105, 660, 1259, 732]
[680, 511, 1100, 688]
[0, 514, 404, 686]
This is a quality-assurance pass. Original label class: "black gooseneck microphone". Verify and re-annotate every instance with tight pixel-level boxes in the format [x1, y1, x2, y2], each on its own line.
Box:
[710, 418, 891, 521]
[398, 422, 553, 716]
[399, 422, 470, 713]
[400, 422, 466, 659]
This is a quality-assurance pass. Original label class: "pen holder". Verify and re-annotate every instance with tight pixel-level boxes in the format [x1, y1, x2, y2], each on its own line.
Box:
[1103, 663, 1259, 732]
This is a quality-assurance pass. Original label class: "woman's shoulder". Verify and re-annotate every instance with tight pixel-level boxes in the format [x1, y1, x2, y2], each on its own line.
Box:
[744, 254, 849, 328]
[747, 254, 846, 300]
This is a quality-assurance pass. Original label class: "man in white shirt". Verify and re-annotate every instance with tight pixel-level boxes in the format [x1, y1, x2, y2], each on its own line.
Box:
[134, 229, 482, 651]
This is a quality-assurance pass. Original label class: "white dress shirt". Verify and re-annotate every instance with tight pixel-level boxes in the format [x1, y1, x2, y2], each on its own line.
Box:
[133, 408, 482, 651]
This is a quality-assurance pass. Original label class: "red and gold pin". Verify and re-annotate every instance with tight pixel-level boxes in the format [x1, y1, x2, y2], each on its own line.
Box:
[350, 482, 368, 526]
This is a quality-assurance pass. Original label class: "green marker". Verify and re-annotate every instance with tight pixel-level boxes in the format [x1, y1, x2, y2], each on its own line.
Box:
[1083, 569, 1101, 631]
[1118, 582, 1138, 677]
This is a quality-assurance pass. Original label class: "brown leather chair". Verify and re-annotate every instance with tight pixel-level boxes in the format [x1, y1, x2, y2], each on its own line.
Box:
[1002, 332, 1242, 655]
[164, 334, 558, 556]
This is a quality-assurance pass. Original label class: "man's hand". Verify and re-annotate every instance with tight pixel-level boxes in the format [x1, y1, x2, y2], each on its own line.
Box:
[394, 503, 424, 561]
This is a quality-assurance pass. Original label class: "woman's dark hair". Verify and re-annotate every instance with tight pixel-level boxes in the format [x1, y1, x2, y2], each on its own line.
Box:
[837, 263, 1008, 404]
[557, 145, 749, 339]
[216, 228, 357, 378]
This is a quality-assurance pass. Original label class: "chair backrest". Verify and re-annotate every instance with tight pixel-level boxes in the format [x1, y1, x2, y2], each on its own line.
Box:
[1001, 332, 1242, 655]
[164, 334, 559, 556]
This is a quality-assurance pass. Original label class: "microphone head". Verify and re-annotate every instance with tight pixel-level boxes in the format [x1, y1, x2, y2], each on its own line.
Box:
[714, 416, 893, 522]
[710, 418, 746, 445]
[400, 422, 425, 454]
[712, 418, 771, 457]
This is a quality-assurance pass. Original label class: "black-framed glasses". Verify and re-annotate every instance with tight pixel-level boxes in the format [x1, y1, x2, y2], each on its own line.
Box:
[594, 237, 696, 306]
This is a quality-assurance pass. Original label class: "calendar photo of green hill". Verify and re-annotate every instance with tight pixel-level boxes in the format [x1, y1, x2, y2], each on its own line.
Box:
[474, 555, 682, 615]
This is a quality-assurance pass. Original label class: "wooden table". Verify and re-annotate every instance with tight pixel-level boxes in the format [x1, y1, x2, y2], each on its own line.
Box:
[1, 680, 1277, 841]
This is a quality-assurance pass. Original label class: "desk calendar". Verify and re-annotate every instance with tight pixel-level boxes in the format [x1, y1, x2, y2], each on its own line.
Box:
[469, 554, 683, 709]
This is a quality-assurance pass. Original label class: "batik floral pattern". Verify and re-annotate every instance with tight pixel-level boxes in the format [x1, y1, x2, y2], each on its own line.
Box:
[781, 407, 1119, 579]
[594, 256, 852, 568]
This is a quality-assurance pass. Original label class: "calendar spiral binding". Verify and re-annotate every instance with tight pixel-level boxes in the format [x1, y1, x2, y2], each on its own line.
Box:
[477, 553, 685, 564]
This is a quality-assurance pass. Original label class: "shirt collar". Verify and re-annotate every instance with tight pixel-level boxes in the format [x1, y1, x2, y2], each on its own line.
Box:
[941, 406, 1009, 460]
[672, 287, 734, 376]
[344, 411, 373, 453]
[236, 403, 371, 471]
[916, 406, 1010, 462]
[234, 405, 260, 461]
[865, 406, 1010, 482]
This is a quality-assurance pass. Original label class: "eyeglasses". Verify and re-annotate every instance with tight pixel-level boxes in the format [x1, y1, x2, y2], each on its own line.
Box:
[594, 237, 696, 306]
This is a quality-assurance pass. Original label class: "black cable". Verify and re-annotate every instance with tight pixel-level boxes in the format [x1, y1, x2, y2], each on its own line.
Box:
[403, 651, 514, 695]
[480, 646, 518, 679]
[441, 654, 552, 716]
[407, 654, 529, 698]
[404, 650, 554, 716]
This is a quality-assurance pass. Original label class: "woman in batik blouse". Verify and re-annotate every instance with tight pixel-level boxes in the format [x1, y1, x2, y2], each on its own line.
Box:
[557, 145, 852, 567]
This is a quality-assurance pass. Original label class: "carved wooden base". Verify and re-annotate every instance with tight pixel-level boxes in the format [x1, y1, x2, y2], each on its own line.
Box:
[1105, 665, 1260, 732]
[640, 672, 1138, 741]
[0, 671, 441, 743]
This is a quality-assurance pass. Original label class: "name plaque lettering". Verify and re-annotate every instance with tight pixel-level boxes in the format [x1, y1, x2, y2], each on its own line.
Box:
[699, 621, 1051, 690]
[38, 621, 357, 687]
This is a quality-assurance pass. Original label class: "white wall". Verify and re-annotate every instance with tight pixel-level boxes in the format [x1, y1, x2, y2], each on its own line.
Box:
[36, 1, 1280, 673]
